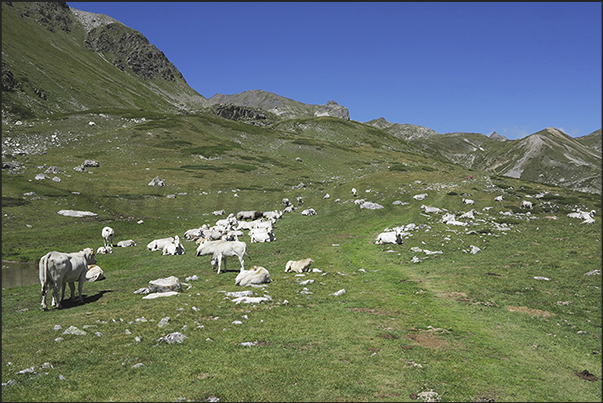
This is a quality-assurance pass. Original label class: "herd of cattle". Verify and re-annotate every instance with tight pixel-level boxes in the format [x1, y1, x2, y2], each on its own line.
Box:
[38, 197, 319, 310]
[38, 189, 596, 311]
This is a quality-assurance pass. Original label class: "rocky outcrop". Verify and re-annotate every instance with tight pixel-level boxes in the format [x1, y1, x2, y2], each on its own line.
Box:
[84, 23, 185, 82]
[12, 2, 74, 33]
[314, 100, 350, 120]
[489, 131, 507, 141]
[2, 62, 22, 92]
[212, 104, 276, 126]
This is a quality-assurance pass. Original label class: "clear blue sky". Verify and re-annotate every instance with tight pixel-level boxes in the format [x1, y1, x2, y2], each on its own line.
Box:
[68, 2, 601, 140]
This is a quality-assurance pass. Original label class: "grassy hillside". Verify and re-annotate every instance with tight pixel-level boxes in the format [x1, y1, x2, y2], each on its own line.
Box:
[1, 2, 206, 121]
[2, 110, 602, 402]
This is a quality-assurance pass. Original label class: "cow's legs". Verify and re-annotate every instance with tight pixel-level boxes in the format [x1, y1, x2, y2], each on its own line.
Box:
[77, 279, 85, 304]
[40, 283, 49, 310]
[238, 255, 245, 271]
[52, 283, 62, 309]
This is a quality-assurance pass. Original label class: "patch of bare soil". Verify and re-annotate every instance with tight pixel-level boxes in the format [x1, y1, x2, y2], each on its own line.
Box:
[576, 369, 599, 381]
[406, 331, 450, 349]
[506, 306, 552, 317]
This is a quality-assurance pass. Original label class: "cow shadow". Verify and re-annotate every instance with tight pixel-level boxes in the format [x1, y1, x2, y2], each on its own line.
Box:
[58, 289, 113, 309]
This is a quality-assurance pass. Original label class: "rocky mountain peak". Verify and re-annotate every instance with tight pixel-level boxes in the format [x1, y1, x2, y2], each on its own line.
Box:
[314, 100, 350, 120]
[488, 131, 507, 141]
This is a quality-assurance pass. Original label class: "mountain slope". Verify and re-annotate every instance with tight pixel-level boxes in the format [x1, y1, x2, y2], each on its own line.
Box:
[1, 2, 207, 121]
[207, 89, 350, 120]
[367, 117, 601, 194]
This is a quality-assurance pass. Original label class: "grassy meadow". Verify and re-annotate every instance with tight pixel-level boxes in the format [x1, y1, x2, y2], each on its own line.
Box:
[2, 111, 602, 402]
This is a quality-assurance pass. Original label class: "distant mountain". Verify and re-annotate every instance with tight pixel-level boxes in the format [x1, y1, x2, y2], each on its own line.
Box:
[364, 117, 439, 140]
[207, 90, 350, 121]
[368, 118, 601, 194]
[2, 2, 600, 195]
[575, 129, 602, 154]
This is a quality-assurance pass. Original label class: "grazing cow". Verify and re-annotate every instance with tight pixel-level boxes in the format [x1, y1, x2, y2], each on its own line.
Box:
[520, 200, 533, 210]
[235, 266, 272, 286]
[212, 209, 225, 216]
[39, 248, 97, 310]
[283, 205, 296, 213]
[301, 208, 317, 216]
[236, 210, 263, 221]
[462, 198, 475, 205]
[352, 188, 357, 197]
[195, 239, 223, 256]
[147, 237, 176, 251]
[282, 198, 291, 207]
[323, 193, 330, 199]
[102, 226, 114, 248]
[494, 195, 504, 202]
[209, 241, 250, 274]
[162, 235, 185, 255]
[375, 229, 403, 245]
[285, 258, 314, 273]
[296, 196, 304, 205]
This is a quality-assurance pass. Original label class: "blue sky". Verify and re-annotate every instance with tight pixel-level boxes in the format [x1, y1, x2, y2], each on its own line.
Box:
[68, 2, 601, 139]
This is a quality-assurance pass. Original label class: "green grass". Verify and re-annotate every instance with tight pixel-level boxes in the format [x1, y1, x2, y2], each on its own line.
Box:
[2, 111, 601, 402]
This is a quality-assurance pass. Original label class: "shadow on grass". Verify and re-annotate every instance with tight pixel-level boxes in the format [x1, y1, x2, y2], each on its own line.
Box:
[58, 289, 114, 309]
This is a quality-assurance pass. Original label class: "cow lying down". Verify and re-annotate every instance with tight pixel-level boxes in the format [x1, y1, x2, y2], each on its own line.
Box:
[235, 266, 272, 286]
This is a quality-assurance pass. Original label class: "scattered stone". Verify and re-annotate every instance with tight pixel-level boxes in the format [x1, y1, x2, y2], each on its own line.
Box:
[142, 291, 179, 299]
[57, 209, 97, 218]
[158, 332, 186, 344]
[63, 326, 87, 335]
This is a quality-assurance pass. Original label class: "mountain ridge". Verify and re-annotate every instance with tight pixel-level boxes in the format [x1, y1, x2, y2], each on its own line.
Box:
[2, 2, 600, 194]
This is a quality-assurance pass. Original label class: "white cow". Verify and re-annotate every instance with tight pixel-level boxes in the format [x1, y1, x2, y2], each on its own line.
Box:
[162, 235, 185, 255]
[116, 239, 136, 247]
[262, 210, 283, 220]
[209, 241, 250, 274]
[459, 209, 477, 220]
[462, 198, 475, 205]
[421, 204, 442, 214]
[282, 198, 291, 207]
[96, 245, 113, 254]
[375, 229, 403, 245]
[250, 228, 275, 243]
[296, 196, 303, 205]
[102, 226, 114, 248]
[195, 239, 224, 256]
[352, 188, 357, 197]
[283, 205, 296, 213]
[301, 208, 317, 216]
[235, 266, 272, 286]
[494, 195, 504, 202]
[86, 265, 106, 282]
[413, 193, 428, 201]
[520, 200, 533, 210]
[147, 237, 176, 251]
[39, 248, 97, 310]
[285, 258, 314, 273]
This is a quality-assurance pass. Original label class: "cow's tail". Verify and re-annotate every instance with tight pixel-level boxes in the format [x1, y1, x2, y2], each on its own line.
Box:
[39, 253, 50, 308]
[245, 250, 251, 260]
